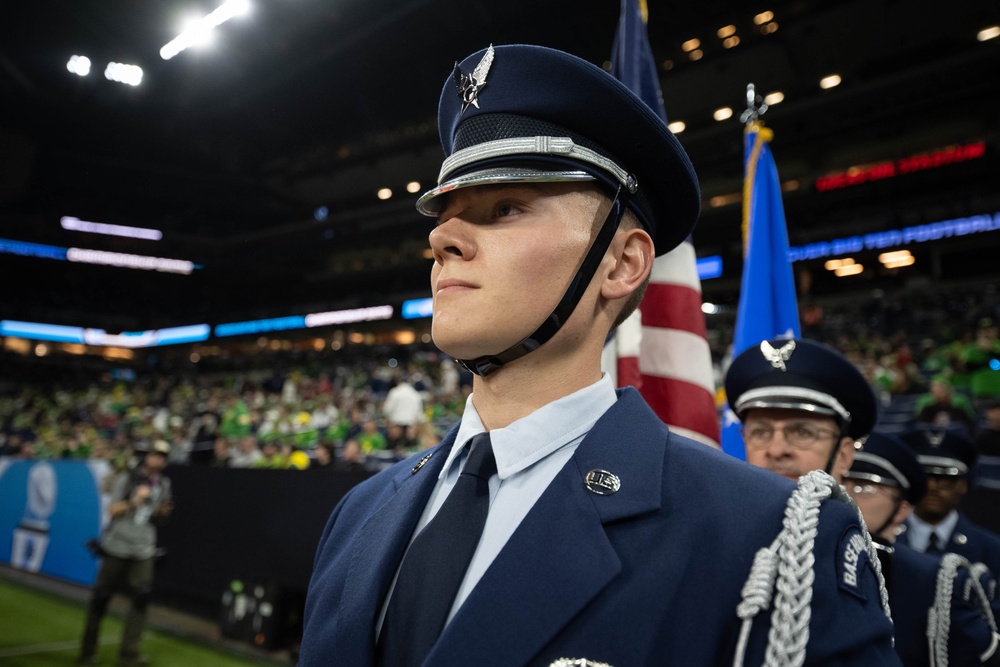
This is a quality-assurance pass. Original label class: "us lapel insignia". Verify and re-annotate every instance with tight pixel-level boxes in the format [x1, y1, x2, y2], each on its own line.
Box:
[760, 339, 796, 371]
[453, 44, 495, 114]
[954, 533, 968, 545]
[584, 469, 621, 496]
[411, 451, 433, 474]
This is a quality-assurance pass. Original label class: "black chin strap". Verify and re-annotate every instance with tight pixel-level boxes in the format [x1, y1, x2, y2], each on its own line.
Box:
[457, 187, 630, 376]
[872, 498, 904, 537]
[822, 423, 851, 475]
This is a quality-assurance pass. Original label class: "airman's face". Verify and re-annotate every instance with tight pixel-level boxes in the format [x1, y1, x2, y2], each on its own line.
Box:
[915, 474, 967, 523]
[428, 183, 603, 361]
[845, 480, 907, 539]
[742, 408, 853, 482]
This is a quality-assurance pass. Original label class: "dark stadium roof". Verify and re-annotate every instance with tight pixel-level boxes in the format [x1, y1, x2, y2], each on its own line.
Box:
[2, 0, 999, 331]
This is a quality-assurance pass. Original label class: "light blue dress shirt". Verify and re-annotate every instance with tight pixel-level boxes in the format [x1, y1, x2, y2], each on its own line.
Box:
[376, 373, 618, 636]
[904, 509, 960, 551]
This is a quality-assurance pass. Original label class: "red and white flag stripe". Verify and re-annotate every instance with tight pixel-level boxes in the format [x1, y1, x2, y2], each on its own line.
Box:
[607, 240, 720, 448]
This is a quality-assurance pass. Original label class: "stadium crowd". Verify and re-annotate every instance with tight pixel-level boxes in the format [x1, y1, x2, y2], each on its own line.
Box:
[0, 347, 473, 474]
[2, 287, 1000, 469]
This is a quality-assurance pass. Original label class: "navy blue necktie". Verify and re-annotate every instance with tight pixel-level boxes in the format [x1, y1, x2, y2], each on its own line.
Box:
[376, 433, 496, 666]
[927, 532, 942, 553]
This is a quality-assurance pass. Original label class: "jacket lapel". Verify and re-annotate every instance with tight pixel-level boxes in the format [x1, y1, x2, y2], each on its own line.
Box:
[333, 434, 455, 663]
[428, 388, 668, 666]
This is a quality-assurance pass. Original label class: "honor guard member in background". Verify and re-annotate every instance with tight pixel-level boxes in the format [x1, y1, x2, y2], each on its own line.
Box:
[898, 429, 1000, 579]
[299, 45, 898, 667]
[79, 440, 174, 666]
[844, 432, 1000, 666]
[725, 337, 879, 485]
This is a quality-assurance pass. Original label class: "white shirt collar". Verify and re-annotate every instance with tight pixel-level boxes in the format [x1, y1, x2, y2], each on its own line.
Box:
[439, 373, 618, 480]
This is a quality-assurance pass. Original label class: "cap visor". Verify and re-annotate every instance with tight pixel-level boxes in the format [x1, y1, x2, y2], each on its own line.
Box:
[416, 167, 595, 216]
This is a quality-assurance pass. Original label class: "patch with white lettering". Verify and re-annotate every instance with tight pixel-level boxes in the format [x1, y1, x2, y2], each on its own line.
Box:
[836, 527, 871, 601]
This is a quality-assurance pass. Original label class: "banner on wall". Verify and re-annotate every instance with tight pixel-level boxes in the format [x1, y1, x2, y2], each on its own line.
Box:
[0, 458, 110, 586]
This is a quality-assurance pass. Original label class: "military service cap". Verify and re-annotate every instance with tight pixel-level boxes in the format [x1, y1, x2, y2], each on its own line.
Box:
[416, 44, 700, 257]
[725, 338, 877, 440]
[845, 432, 927, 504]
[900, 429, 977, 477]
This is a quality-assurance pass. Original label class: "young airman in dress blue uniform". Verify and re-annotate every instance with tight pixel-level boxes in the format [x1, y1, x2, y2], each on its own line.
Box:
[898, 430, 1000, 579]
[299, 46, 898, 666]
[845, 432, 1000, 666]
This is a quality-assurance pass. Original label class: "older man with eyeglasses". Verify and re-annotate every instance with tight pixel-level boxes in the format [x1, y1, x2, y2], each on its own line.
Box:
[726, 338, 876, 484]
[727, 339, 1000, 666]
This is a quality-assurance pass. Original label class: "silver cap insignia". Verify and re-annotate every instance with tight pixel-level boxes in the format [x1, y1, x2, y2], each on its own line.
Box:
[454, 44, 495, 114]
[760, 339, 796, 371]
[954, 533, 968, 545]
[584, 469, 621, 496]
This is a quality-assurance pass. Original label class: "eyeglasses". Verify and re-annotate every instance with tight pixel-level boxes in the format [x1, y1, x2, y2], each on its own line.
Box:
[845, 482, 900, 500]
[740, 422, 840, 450]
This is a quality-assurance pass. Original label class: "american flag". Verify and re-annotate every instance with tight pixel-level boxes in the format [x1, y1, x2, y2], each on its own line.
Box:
[606, 0, 720, 448]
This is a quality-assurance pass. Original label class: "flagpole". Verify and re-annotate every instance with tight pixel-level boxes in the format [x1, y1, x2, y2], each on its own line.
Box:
[605, 0, 720, 448]
[720, 82, 801, 459]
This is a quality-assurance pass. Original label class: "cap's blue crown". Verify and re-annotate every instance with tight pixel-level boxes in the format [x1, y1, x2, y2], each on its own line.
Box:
[725, 338, 878, 440]
[417, 44, 700, 257]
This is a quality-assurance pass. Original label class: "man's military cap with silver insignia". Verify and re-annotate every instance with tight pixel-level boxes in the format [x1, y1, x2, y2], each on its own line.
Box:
[900, 428, 977, 477]
[725, 337, 877, 439]
[416, 43, 700, 257]
[844, 431, 927, 504]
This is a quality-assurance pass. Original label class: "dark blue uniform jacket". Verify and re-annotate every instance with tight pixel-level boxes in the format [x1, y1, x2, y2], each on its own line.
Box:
[891, 544, 997, 666]
[300, 388, 899, 666]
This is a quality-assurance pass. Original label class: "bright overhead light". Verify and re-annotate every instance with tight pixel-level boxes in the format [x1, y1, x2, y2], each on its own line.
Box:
[820, 74, 842, 89]
[834, 263, 864, 277]
[67, 55, 91, 76]
[161, 0, 251, 60]
[717, 25, 737, 39]
[978, 25, 1000, 41]
[681, 38, 701, 52]
[701, 302, 720, 314]
[709, 193, 740, 208]
[377, 188, 393, 200]
[763, 91, 784, 105]
[825, 258, 855, 271]
[878, 250, 912, 264]
[713, 107, 733, 121]
[60, 216, 163, 240]
[105, 62, 143, 86]
[884, 256, 915, 269]
[667, 120, 686, 134]
[722, 36, 740, 49]
[688, 49, 704, 61]
[406, 181, 421, 193]
[754, 11, 775, 25]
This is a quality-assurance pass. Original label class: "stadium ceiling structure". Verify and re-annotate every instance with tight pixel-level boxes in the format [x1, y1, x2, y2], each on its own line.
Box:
[1, 0, 998, 333]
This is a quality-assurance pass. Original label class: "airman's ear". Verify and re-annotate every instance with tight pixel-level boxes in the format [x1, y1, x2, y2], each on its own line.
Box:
[832, 436, 857, 481]
[601, 227, 653, 301]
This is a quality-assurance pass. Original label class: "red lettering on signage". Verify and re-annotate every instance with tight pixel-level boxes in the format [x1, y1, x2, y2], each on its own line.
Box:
[816, 142, 985, 192]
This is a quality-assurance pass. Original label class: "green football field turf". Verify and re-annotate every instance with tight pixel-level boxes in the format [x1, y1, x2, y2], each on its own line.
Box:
[0, 579, 275, 666]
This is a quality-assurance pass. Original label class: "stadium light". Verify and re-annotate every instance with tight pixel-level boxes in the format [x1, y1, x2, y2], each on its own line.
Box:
[67, 55, 91, 77]
[161, 0, 251, 60]
[105, 62, 143, 86]
[61, 216, 163, 240]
